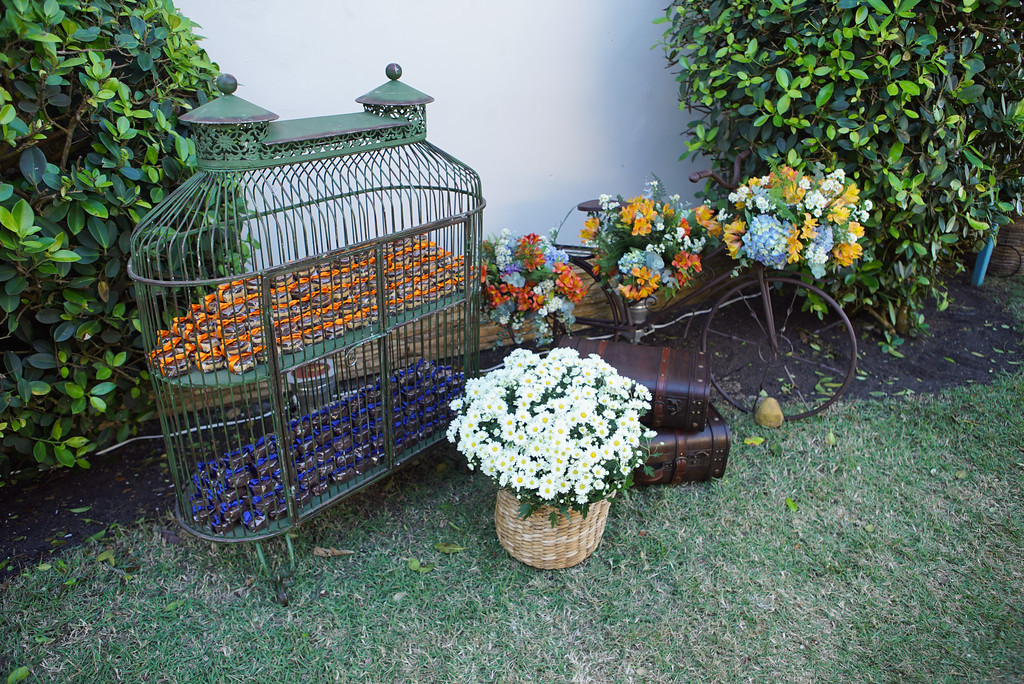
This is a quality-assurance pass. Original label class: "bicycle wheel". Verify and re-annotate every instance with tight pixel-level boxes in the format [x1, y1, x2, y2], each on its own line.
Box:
[700, 274, 857, 420]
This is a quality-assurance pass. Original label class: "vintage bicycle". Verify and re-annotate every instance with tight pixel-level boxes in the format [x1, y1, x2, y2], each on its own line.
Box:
[559, 156, 859, 421]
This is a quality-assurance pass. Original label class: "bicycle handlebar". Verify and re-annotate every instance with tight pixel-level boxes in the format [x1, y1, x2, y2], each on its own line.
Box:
[688, 150, 751, 191]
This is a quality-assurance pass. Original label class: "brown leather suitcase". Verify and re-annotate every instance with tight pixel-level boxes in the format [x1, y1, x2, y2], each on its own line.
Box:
[634, 405, 730, 484]
[555, 337, 710, 431]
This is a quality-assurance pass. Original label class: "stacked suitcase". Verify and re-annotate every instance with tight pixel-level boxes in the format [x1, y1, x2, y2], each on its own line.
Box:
[556, 337, 731, 484]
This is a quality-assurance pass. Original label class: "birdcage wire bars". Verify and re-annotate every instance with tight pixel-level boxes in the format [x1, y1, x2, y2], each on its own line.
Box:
[129, 67, 483, 542]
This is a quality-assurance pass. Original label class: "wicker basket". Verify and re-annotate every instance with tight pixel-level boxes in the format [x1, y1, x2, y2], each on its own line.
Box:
[494, 488, 611, 569]
[990, 216, 1024, 277]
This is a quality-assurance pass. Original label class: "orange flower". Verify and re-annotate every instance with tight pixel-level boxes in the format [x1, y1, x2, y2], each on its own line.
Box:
[618, 266, 660, 302]
[847, 221, 865, 239]
[672, 250, 702, 273]
[832, 241, 863, 267]
[515, 239, 546, 270]
[723, 219, 746, 259]
[484, 285, 509, 308]
[627, 199, 658, 236]
[786, 226, 804, 264]
[621, 197, 658, 236]
[801, 213, 818, 240]
[581, 216, 600, 242]
[553, 262, 586, 303]
[514, 286, 543, 312]
[827, 204, 851, 224]
[694, 205, 721, 238]
[632, 215, 653, 236]
[782, 178, 806, 204]
[840, 183, 860, 205]
[672, 251, 702, 285]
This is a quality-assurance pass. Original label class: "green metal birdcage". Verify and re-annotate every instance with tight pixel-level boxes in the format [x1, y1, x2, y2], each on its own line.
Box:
[129, 65, 483, 545]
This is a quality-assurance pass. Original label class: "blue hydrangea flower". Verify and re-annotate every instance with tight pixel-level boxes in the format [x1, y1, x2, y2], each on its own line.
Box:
[742, 214, 790, 269]
[804, 224, 835, 278]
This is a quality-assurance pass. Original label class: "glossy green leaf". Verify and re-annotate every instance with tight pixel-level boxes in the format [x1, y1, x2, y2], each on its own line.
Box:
[80, 200, 109, 218]
[29, 381, 51, 396]
[26, 352, 57, 369]
[19, 147, 47, 185]
[815, 83, 834, 108]
[0, 292, 21, 313]
[49, 250, 81, 262]
[72, 27, 101, 42]
[888, 141, 904, 163]
[5, 276, 26, 295]
[90, 382, 116, 396]
[54, 447, 75, 467]
[53, 321, 78, 342]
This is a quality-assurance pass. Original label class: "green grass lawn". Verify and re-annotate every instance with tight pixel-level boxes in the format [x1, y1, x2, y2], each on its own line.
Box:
[2, 279, 1022, 683]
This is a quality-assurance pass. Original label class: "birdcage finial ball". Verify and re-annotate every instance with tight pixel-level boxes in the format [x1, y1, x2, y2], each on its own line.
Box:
[385, 63, 402, 81]
[215, 74, 238, 96]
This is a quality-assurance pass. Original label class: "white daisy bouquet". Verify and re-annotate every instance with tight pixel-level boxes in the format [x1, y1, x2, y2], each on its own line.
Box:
[447, 347, 654, 524]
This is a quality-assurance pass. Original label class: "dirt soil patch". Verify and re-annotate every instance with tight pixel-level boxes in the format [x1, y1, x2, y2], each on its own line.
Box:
[1, 272, 1020, 574]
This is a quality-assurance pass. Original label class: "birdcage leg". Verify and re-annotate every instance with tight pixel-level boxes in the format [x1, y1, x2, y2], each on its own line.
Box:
[285, 533, 297, 572]
[254, 540, 292, 606]
[255, 540, 270, 575]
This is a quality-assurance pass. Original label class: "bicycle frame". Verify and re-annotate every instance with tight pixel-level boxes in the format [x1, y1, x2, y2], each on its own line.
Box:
[560, 243, 749, 341]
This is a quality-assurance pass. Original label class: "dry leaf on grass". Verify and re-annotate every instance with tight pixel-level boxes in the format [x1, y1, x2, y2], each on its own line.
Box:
[313, 546, 354, 558]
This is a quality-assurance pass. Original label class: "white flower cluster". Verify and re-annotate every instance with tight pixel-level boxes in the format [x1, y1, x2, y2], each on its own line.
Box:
[802, 190, 829, 218]
[728, 184, 771, 212]
[447, 348, 654, 509]
[857, 199, 873, 224]
[493, 228, 515, 271]
[681, 234, 706, 253]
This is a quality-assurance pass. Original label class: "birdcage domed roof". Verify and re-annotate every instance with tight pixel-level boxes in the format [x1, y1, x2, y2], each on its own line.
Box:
[355, 63, 433, 106]
[180, 74, 279, 125]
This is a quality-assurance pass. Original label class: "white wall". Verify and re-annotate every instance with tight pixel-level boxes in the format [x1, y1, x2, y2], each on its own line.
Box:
[172, 0, 705, 244]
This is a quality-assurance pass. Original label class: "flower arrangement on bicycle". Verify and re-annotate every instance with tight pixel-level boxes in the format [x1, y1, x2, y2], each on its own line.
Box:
[480, 230, 587, 346]
[693, 165, 871, 278]
[580, 180, 707, 303]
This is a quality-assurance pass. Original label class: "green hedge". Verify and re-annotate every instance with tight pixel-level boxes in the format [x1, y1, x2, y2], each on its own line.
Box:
[659, 0, 1024, 346]
[0, 0, 217, 477]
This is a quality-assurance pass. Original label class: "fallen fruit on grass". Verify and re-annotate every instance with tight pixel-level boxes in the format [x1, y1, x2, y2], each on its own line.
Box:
[755, 397, 784, 428]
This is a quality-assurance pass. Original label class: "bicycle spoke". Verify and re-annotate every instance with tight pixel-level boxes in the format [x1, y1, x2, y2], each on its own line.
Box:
[773, 283, 801, 338]
[778, 348, 850, 376]
[779, 362, 815, 413]
[703, 275, 857, 419]
[703, 327, 768, 349]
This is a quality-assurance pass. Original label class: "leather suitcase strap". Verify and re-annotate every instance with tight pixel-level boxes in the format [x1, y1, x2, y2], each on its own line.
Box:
[651, 347, 670, 426]
[634, 405, 731, 485]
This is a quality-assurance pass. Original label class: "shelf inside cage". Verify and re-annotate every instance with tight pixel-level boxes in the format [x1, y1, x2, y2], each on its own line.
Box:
[179, 379, 455, 541]
[153, 292, 465, 388]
